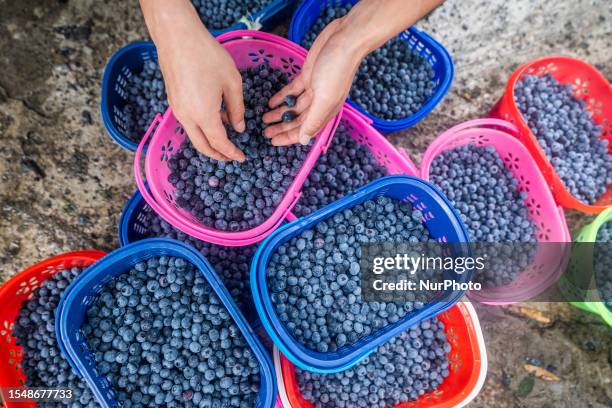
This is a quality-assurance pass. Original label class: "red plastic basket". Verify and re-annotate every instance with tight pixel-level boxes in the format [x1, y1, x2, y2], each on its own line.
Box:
[490, 56, 612, 214]
[274, 302, 487, 408]
[0, 251, 105, 408]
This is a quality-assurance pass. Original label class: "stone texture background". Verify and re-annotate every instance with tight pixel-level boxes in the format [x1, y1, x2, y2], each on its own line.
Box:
[0, 0, 610, 406]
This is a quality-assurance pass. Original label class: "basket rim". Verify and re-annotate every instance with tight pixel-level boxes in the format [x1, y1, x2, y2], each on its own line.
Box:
[56, 238, 277, 408]
[274, 301, 488, 408]
[501, 55, 612, 214]
[0, 250, 106, 407]
[419, 119, 572, 303]
[250, 175, 472, 373]
[288, 0, 454, 132]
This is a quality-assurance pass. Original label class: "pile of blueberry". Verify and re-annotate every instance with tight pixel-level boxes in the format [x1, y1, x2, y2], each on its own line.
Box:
[168, 64, 310, 232]
[594, 222, 612, 311]
[429, 144, 537, 288]
[191, 0, 274, 30]
[302, 3, 435, 121]
[515, 74, 612, 204]
[122, 59, 168, 143]
[293, 123, 387, 217]
[296, 318, 451, 407]
[140, 210, 256, 314]
[266, 196, 435, 353]
[82, 256, 261, 407]
[13, 268, 98, 407]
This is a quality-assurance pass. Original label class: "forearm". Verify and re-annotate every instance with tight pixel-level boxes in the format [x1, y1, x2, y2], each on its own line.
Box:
[139, 0, 216, 52]
[337, 0, 444, 57]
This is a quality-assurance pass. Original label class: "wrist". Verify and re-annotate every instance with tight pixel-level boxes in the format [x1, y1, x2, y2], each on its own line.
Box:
[332, 19, 374, 63]
[142, 0, 215, 50]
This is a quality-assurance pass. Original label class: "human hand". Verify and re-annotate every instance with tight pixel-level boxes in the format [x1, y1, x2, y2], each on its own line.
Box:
[262, 18, 367, 146]
[153, 2, 245, 161]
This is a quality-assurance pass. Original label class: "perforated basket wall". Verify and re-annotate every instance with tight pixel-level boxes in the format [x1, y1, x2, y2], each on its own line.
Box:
[275, 302, 487, 408]
[420, 119, 571, 304]
[490, 56, 612, 214]
[100, 41, 158, 151]
[289, 0, 454, 133]
[0, 251, 105, 408]
[134, 30, 341, 247]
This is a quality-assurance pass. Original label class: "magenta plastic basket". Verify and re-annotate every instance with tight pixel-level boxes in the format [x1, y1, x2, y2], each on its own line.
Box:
[134, 30, 340, 247]
[419, 119, 571, 304]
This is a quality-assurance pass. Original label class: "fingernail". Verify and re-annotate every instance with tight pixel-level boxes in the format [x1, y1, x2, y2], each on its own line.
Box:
[299, 134, 312, 145]
[236, 121, 246, 132]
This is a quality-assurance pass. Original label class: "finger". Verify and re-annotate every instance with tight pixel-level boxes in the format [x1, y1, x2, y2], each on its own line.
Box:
[271, 127, 302, 146]
[224, 75, 246, 133]
[264, 110, 306, 138]
[183, 122, 229, 161]
[200, 114, 246, 162]
[262, 89, 312, 124]
[220, 110, 230, 125]
[268, 75, 306, 109]
[299, 96, 341, 145]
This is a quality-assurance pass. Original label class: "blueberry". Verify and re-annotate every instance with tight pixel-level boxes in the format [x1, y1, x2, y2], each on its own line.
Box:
[281, 110, 297, 123]
[294, 123, 387, 217]
[429, 143, 537, 288]
[168, 65, 311, 232]
[296, 318, 451, 406]
[266, 196, 435, 353]
[13, 268, 97, 407]
[121, 59, 169, 143]
[284, 95, 297, 108]
[515, 74, 611, 204]
[190, 0, 275, 30]
[82, 255, 261, 406]
[302, 3, 435, 121]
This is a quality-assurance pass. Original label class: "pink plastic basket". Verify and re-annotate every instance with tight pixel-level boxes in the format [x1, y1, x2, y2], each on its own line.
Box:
[134, 30, 341, 246]
[419, 119, 571, 304]
[338, 103, 419, 175]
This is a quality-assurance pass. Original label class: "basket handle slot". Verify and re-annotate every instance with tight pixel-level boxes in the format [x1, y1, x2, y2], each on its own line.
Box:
[133, 113, 169, 221]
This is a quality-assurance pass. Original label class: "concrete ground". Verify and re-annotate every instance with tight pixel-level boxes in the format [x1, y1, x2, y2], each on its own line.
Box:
[0, 0, 610, 406]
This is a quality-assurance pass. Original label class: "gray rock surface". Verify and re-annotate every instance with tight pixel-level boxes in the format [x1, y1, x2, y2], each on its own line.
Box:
[0, 1, 610, 407]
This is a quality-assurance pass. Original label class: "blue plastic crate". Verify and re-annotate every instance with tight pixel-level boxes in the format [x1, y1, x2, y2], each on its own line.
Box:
[100, 40, 158, 151]
[117, 189, 155, 246]
[250, 175, 472, 373]
[55, 238, 277, 408]
[208, 0, 298, 36]
[289, 0, 454, 133]
[100, 1, 298, 152]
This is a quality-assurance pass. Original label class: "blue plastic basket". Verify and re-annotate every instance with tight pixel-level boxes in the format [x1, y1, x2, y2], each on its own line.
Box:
[55, 238, 277, 408]
[117, 189, 156, 246]
[100, 40, 158, 151]
[250, 175, 472, 373]
[101, 1, 298, 152]
[288, 0, 454, 134]
[207, 0, 298, 36]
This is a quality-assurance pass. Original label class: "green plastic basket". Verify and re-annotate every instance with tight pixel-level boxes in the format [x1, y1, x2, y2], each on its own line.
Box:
[559, 207, 612, 327]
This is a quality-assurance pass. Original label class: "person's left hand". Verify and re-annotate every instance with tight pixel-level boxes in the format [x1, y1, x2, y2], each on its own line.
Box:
[262, 18, 367, 146]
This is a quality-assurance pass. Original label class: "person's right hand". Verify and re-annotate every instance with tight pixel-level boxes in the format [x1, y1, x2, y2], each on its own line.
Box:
[150, 1, 246, 161]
